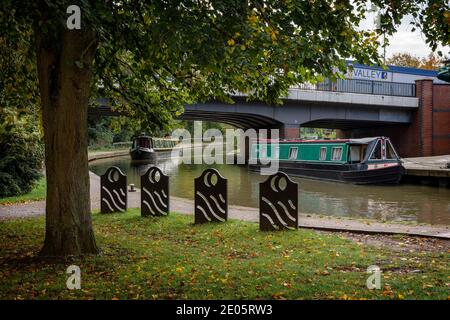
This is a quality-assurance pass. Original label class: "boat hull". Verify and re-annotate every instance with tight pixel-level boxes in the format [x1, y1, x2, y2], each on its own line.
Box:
[249, 161, 404, 185]
[130, 148, 157, 161]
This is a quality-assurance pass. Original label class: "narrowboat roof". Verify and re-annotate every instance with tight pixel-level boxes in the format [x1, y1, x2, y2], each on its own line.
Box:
[257, 137, 380, 144]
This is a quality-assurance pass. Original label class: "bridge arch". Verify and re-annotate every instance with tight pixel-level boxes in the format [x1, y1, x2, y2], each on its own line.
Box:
[179, 110, 283, 130]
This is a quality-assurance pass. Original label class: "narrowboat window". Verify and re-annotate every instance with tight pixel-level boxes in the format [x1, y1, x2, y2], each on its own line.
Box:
[370, 141, 382, 160]
[386, 140, 398, 159]
[141, 139, 149, 148]
[272, 146, 280, 159]
[319, 147, 327, 161]
[349, 145, 361, 163]
[331, 147, 343, 161]
[361, 145, 368, 160]
[289, 147, 298, 160]
[260, 146, 267, 158]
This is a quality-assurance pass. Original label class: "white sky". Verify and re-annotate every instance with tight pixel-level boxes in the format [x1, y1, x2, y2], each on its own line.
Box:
[360, 8, 449, 59]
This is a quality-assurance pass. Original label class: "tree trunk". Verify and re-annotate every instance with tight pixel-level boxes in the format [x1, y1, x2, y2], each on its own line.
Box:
[36, 27, 99, 256]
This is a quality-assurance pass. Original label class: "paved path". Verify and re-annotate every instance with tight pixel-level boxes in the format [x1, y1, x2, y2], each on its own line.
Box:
[403, 155, 450, 169]
[403, 155, 450, 178]
[169, 197, 450, 239]
[0, 172, 102, 220]
[0, 150, 127, 220]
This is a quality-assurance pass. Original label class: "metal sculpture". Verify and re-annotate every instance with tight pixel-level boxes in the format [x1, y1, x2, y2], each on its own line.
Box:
[194, 168, 227, 224]
[100, 166, 127, 213]
[141, 166, 169, 217]
[259, 172, 298, 231]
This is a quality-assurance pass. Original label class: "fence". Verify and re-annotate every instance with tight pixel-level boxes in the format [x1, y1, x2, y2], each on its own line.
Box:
[100, 166, 299, 232]
[296, 78, 416, 97]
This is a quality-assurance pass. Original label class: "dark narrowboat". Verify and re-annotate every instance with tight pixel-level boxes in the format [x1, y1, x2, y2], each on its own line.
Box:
[130, 134, 156, 161]
[249, 136, 404, 184]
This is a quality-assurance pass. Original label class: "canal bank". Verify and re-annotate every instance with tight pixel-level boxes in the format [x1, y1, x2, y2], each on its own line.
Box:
[2, 150, 449, 238]
[402, 155, 450, 187]
[88, 158, 450, 238]
[72, 171, 450, 239]
[2, 167, 448, 239]
[90, 153, 450, 225]
[87, 147, 181, 162]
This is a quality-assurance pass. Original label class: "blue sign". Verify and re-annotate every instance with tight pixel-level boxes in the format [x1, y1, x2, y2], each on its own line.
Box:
[349, 68, 392, 81]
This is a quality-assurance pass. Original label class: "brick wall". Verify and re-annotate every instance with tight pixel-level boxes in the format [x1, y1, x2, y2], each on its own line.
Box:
[340, 125, 419, 157]
[417, 80, 434, 156]
[280, 126, 300, 140]
[432, 84, 450, 155]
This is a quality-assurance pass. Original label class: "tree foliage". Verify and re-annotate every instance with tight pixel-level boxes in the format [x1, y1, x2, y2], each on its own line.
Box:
[387, 52, 448, 69]
[0, 108, 43, 197]
[1, 0, 448, 125]
[386, 53, 423, 68]
[420, 53, 448, 70]
[1, 0, 449, 256]
[0, 7, 43, 197]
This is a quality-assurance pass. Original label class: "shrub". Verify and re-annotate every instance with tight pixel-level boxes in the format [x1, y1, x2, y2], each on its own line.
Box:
[0, 113, 43, 197]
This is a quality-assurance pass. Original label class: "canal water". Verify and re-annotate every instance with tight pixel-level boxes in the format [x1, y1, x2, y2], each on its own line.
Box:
[89, 156, 450, 225]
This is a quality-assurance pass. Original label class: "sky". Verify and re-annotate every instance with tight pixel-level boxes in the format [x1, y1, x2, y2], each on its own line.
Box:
[360, 9, 449, 59]
[385, 21, 449, 58]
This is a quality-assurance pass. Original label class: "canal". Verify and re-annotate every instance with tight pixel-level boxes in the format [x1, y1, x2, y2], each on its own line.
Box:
[89, 156, 450, 226]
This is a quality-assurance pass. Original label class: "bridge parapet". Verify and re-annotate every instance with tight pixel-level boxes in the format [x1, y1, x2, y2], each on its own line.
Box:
[283, 88, 418, 109]
[234, 78, 418, 108]
[297, 78, 416, 97]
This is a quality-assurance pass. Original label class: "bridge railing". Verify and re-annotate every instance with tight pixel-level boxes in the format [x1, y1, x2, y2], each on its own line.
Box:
[296, 78, 416, 97]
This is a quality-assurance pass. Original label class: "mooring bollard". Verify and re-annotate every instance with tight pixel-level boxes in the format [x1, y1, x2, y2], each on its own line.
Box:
[194, 168, 227, 224]
[141, 166, 169, 217]
[259, 171, 298, 231]
[100, 166, 127, 213]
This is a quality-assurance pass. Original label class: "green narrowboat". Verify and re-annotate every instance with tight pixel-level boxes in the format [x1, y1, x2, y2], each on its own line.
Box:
[249, 136, 404, 184]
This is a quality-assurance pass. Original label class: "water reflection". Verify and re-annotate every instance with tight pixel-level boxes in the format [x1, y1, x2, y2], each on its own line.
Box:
[89, 156, 450, 225]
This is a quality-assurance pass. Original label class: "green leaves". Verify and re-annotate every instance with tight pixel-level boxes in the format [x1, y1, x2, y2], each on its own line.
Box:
[0, 5, 43, 197]
[1, 0, 449, 133]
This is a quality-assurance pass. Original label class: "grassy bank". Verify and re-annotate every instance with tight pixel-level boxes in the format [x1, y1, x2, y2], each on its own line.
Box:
[0, 209, 448, 300]
[0, 177, 46, 205]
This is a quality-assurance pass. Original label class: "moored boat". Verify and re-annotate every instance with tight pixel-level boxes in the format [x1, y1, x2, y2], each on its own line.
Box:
[130, 134, 156, 161]
[249, 136, 404, 184]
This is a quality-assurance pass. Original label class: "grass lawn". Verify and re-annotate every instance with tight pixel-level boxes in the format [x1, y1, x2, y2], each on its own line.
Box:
[0, 209, 448, 300]
[0, 177, 46, 205]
